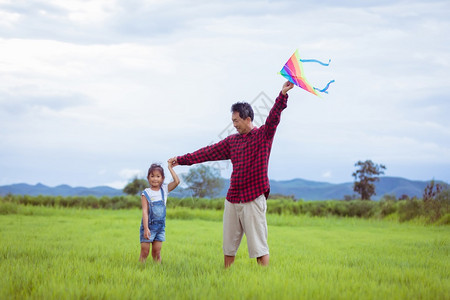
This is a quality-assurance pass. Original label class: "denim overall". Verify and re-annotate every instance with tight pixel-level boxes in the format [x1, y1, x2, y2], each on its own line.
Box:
[139, 188, 166, 242]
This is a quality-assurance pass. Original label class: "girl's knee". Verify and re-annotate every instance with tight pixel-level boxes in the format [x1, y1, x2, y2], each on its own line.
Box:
[151, 248, 161, 257]
[151, 247, 161, 261]
[141, 249, 150, 258]
[141, 244, 150, 257]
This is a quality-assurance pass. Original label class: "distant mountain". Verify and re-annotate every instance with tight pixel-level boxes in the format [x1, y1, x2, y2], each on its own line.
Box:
[374, 177, 433, 200]
[0, 183, 124, 197]
[0, 177, 447, 200]
[268, 177, 446, 200]
[214, 176, 447, 200]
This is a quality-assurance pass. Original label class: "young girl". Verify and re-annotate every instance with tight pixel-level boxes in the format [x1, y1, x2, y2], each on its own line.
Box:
[139, 161, 180, 263]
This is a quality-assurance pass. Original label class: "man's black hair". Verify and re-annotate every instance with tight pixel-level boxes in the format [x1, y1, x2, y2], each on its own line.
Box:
[231, 102, 254, 121]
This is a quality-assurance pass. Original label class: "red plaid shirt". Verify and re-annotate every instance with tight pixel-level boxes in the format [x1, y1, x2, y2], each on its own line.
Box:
[177, 91, 289, 203]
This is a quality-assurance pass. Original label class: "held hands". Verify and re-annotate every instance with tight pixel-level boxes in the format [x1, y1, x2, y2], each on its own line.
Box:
[168, 157, 179, 167]
[167, 157, 181, 192]
[282, 81, 294, 95]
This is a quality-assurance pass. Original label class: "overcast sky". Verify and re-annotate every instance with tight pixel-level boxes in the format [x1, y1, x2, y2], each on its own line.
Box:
[1, 0, 449, 189]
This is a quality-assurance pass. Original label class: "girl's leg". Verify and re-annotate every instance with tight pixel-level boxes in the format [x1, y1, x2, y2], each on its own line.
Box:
[139, 242, 150, 263]
[151, 241, 162, 263]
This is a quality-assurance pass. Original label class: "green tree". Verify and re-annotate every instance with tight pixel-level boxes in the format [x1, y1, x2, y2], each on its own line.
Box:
[123, 176, 148, 195]
[423, 180, 449, 222]
[352, 160, 386, 200]
[182, 165, 224, 198]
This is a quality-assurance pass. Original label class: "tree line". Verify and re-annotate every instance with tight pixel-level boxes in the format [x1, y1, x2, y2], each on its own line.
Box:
[1, 190, 448, 224]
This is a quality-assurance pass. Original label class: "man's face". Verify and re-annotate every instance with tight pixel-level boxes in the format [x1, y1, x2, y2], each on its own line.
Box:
[232, 111, 252, 135]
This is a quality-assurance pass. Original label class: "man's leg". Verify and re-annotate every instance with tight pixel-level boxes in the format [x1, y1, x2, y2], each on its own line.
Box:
[223, 199, 243, 268]
[257, 254, 269, 266]
[243, 195, 269, 265]
[224, 255, 235, 268]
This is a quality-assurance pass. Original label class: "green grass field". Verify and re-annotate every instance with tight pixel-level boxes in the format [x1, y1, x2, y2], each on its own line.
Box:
[0, 206, 448, 299]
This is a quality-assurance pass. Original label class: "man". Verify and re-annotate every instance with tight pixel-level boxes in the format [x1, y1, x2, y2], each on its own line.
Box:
[169, 81, 294, 268]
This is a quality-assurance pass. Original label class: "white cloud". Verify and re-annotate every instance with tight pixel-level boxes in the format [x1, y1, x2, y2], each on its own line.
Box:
[119, 168, 143, 180]
[322, 171, 332, 179]
[1, 0, 449, 187]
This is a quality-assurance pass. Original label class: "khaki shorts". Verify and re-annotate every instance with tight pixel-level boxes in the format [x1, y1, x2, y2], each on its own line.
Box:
[223, 194, 269, 258]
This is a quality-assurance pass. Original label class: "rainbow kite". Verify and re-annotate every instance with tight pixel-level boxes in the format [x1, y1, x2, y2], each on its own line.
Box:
[279, 49, 335, 97]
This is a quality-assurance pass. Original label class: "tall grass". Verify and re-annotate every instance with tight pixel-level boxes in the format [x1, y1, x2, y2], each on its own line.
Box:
[0, 205, 448, 299]
[2, 193, 449, 224]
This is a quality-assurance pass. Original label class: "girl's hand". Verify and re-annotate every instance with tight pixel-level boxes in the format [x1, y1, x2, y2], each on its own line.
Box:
[144, 228, 151, 240]
[167, 158, 181, 192]
[168, 157, 179, 167]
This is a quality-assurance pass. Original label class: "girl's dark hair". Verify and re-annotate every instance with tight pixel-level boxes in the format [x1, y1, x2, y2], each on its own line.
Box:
[231, 102, 254, 121]
[147, 163, 165, 179]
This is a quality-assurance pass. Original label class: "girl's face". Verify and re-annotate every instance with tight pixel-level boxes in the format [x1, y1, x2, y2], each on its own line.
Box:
[148, 170, 164, 189]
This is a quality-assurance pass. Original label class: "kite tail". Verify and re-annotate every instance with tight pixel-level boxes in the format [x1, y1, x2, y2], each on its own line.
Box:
[313, 80, 335, 94]
[301, 58, 334, 94]
[300, 59, 331, 66]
